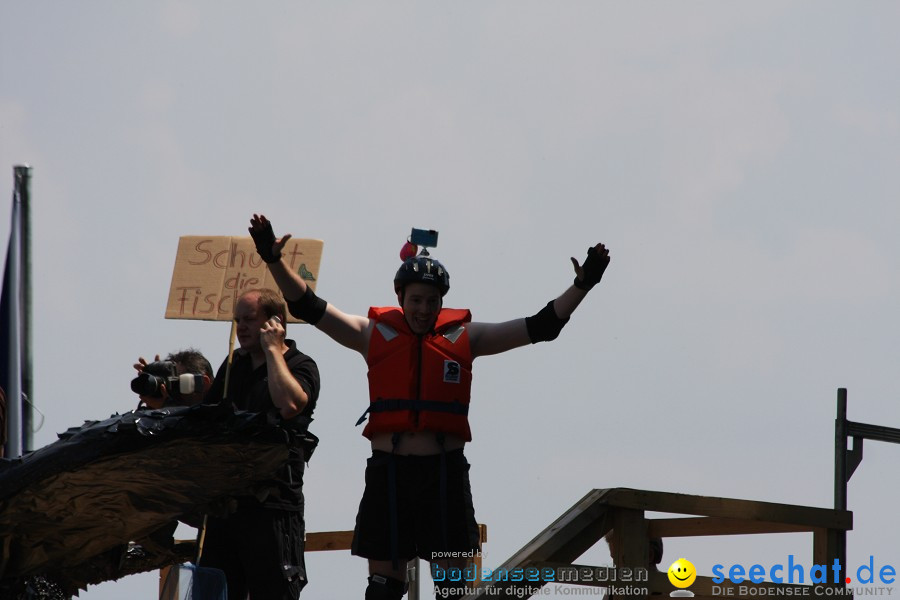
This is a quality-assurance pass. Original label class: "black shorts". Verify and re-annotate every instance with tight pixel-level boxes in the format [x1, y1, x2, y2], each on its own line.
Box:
[200, 507, 306, 600]
[351, 449, 480, 562]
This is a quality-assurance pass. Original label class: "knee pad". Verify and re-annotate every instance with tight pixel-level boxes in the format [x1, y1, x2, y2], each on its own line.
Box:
[433, 578, 466, 600]
[365, 573, 408, 600]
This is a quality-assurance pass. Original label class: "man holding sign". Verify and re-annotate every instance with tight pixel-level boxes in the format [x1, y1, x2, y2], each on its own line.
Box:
[201, 287, 321, 600]
[250, 214, 609, 600]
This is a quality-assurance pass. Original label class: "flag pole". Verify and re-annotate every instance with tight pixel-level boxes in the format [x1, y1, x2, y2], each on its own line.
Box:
[3, 166, 26, 457]
[17, 166, 34, 452]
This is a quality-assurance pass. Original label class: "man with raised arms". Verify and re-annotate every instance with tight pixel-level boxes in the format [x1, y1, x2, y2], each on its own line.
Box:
[249, 214, 609, 600]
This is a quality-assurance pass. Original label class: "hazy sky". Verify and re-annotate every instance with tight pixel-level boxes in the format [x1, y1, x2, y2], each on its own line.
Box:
[3, 2, 900, 599]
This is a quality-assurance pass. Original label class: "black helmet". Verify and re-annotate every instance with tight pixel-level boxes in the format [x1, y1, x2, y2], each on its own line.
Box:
[394, 255, 450, 296]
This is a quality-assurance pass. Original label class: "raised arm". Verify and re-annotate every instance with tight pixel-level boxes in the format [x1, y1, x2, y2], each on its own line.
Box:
[468, 243, 610, 358]
[249, 214, 372, 356]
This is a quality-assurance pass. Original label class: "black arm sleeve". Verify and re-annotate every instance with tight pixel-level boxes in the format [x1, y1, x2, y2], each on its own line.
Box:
[285, 286, 327, 325]
[524, 301, 570, 343]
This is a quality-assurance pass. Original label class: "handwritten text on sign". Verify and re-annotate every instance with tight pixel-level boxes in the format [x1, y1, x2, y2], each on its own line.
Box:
[165, 236, 323, 322]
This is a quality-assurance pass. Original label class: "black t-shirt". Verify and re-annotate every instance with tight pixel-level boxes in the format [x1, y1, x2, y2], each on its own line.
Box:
[205, 339, 320, 510]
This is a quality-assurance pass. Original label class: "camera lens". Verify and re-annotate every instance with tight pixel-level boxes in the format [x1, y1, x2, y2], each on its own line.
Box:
[130, 373, 164, 397]
[131, 360, 177, 398]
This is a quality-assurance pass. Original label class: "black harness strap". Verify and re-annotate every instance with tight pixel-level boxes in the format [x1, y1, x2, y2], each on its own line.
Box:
[388, 433, 402, 571]
[356, 398, 468, 426]
[436, 433, 449, 553]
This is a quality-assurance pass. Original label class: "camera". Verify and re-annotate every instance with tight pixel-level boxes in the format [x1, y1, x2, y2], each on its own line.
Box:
[130, 360, 204, 402]
[410, 228, 438, 248]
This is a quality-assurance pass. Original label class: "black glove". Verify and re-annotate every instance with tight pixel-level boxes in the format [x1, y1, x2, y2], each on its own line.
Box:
[574, 246, 609, 291]
[250, 219, 282, 263]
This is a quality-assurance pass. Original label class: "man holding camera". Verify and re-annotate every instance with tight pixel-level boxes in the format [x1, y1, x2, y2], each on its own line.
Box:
[200, 287, 320, 600]
[132, 349, 215, 409]
[249, 214, 610, 600]
[129, 348, 215, 581]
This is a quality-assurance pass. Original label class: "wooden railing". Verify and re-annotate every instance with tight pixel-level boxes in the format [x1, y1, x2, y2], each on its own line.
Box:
[468, 488, 852, 599]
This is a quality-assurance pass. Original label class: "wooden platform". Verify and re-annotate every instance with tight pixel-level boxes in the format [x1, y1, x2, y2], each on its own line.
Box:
[468, 487, 852, 599]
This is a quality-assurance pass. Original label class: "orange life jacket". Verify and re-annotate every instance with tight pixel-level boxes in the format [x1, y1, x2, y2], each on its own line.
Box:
[359, 306, 473, 441]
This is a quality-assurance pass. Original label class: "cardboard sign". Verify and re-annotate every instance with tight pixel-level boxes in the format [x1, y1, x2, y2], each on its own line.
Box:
[165, 236, 323, 322]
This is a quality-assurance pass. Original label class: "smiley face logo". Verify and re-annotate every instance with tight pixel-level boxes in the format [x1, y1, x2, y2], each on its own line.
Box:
[667, 558, 697, 588]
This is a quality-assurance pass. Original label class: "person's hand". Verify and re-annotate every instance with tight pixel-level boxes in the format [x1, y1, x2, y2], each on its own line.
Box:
[570, 243, 610, 291]
[260, 315, 286, 354]
[249, 214, 292, 264]
[133, 354, 161, 373]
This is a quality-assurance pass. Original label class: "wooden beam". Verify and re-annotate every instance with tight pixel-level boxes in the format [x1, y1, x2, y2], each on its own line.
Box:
[609, 510, 650, 599]
[611, 509, 649, 567]
[469, 490, 612, 597]
[812, 526, 843, 571]
[302, 525, 488, 553]
[598, 488, 852, 530]
[159, 565, 172, 598]
[304, 530, 355, 552]
[648, 516, 813, 538]
[473, 524, 488, 584]
[484, 490, 610, 570]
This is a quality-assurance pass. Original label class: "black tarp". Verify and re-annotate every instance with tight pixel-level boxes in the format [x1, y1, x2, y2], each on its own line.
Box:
[0, 403, 310, 597]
